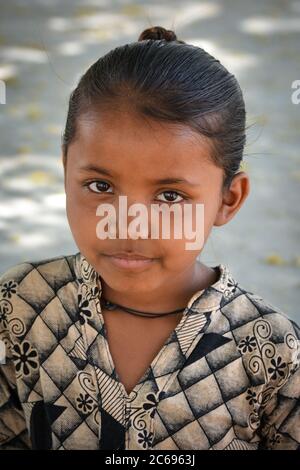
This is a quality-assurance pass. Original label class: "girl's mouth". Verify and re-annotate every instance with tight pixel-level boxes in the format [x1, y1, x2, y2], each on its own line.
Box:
[103, 254, 157, 271]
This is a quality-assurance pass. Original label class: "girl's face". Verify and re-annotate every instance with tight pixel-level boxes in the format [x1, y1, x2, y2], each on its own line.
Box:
[63, 110, 248, 297]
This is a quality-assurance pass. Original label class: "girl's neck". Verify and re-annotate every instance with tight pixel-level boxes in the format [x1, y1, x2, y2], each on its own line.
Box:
[99, 260, 219, 315]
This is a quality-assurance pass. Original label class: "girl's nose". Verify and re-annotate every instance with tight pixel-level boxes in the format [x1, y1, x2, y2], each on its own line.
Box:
[114, 196, 153, 240]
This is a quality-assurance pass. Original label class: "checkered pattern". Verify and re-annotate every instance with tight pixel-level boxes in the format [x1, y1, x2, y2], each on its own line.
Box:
[0, 252, 299, 450]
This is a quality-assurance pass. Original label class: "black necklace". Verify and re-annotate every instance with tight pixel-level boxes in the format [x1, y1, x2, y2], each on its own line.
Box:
[100, 296, 186, 318]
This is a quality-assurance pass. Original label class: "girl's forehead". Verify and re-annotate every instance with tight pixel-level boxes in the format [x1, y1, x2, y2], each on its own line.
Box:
[66, 113, 224, 189]
[73, 111, 214, 168]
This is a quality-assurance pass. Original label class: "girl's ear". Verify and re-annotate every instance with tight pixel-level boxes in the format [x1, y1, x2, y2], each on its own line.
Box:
[214, 171, 250, 226]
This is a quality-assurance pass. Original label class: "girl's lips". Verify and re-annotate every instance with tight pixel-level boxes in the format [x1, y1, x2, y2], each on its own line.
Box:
[104, 255, 157, 271]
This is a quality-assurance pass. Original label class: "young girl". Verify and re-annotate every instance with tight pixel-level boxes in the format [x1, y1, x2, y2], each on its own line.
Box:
[0, 26, 299, 451]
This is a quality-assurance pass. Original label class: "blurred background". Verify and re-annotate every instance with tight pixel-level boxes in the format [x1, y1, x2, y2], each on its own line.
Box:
[0, 0, 299, 321]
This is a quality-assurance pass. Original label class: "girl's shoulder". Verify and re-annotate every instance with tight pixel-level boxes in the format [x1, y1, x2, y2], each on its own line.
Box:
[217, 263, 300, 334]
[0, 253, 80, 331]
[204, 266, 300, 414]
[207, 264, 300, 362]
[0, 252, 79, 292]
[213, 265, 300, 373]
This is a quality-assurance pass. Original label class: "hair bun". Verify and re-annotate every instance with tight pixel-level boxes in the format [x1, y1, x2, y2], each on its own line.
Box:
[138, 26, 178, 42]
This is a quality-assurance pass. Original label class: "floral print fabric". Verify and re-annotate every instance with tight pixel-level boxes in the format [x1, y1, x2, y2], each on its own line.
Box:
[0, 252, 299, 450]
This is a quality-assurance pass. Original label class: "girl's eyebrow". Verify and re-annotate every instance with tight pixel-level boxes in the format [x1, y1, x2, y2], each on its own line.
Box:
[148, 177, 198, 186]
[78, 164, 114, 176]
[78, 164, 198, 186]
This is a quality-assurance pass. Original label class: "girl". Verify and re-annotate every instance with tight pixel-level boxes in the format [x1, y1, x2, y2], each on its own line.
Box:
[0, 26, 299, 451]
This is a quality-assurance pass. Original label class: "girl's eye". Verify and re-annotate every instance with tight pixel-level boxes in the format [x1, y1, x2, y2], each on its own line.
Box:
[156, 191, 185, 204]
[84, 183, 185, 203]
[86, 181, 113, 194]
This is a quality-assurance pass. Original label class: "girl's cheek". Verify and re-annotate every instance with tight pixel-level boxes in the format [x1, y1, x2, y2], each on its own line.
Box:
[66, 189, 99, 211]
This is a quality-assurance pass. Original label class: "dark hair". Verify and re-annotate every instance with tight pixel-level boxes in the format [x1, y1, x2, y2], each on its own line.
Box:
[62, 25, 246, 190]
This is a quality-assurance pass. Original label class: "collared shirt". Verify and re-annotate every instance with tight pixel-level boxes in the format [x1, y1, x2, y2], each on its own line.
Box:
[0, 251, 299, 450]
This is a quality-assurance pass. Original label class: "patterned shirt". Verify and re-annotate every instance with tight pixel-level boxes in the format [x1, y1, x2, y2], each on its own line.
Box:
[0, 251, 299, 450]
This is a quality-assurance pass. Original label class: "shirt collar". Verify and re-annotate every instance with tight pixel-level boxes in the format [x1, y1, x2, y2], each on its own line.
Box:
[74, 251, 233, 314]
[74, 251, 236, 390]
